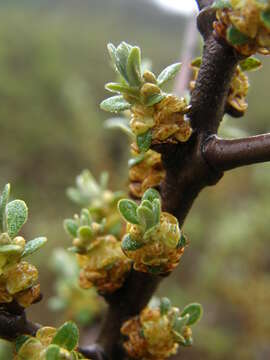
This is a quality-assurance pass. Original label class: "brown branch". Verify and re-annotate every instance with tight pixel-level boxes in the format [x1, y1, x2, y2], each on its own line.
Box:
[94, 6, 253, 360]
[0, 302, 41, 341]
[203, 134, 270, 171]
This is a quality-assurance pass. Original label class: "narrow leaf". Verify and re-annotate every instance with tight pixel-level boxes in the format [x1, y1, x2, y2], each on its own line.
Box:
[118, 199, 139, 224]
[0, 184, 10, 232]
[181, 303, 203, 326]
[136, 129, 152, 153]
[160, 297, 172, 315]
[64, 219, 79, 237]
[6, 200, 28, 239]
[239, 57, 262, 71]
[52, 321, 79, 351]
[173, 314, 190, 333]
[105, 82, 139, 97]
[0, 244, 22, 255]
[22, 237, 47, 258]
[100, 96, 131, 113]
[137, 206, 155, 231]
[122, 234, 143, 251]
[115, 42, 132, 82]
[145, 93, 165, 107]
[226, 26, 250, 45]
[142, 188, 161, 203]
[157, 63, 181, 87]
[152, 198, 161, 225]
[126, 47, 142, 87]
[104, 117, 135, 139]
[212, 0, 232, 8]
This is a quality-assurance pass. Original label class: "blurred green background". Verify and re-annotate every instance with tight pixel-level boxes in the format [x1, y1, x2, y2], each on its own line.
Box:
[0, 0, 270, 359]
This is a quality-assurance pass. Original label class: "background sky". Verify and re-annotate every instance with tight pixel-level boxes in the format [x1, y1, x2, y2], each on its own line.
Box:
[154, 0, 198, 14]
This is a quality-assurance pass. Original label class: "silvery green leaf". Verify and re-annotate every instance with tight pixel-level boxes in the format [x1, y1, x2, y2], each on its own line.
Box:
[80, 208, 92, 226]
[126, 47, 142, 87]
[115, 42, 132, 82]
[128, 153, 145, 168]
[122, 233, 143, 251]
[142, 188, 160, 203]
[136, 129, 152, 153]
[0, 183, 10, 232]
[145, 93, 165, 107]
[100, 172, 109, 190]
[78, 226, 93, 241]
[173, 314, 190, 333]
[137, 205, 155, 231]
[22, 237, 47, 258]
[181, 303, 203, 326]
[0, 244, 22, 255]
[226, 26, 249, 45]
[6, 200, 28, 239]
[52, 321, 79, 351]
[105, 82, 139, 97]
[104, 117, 135, 139]
[160, 297, 172, 315]
[141, 200, 153, 211]
[239, 57, 262, 72]
[157, 63, 181, 87]
[118, 199, 139, 224]
[152, 198, 161, 225]
[100, 96, 131, 113]
[212, 0, 232, 8]
[64, 219, 79, 237]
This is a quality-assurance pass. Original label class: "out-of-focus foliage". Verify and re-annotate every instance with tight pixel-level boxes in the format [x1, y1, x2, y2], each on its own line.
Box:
[0, 0, 270, 359]
[48, 249, 104, 327]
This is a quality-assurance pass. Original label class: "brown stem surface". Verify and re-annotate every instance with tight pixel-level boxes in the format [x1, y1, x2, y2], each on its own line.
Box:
[203, 134, 270, 171]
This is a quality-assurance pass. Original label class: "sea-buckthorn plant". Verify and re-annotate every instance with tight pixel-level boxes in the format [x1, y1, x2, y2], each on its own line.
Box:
[118, 188, 186, 274]
[190, 55, 261, 116]
[213, 0, 270, 55]
[67, 170, 125, 238]
[3, 1, 270, 359]
[121, 298, 202, 360]
[100, 42, 192, 153]
[64, 208, 131, 294]
[14, 321, 87, 360]
[0, 184, 47, 308]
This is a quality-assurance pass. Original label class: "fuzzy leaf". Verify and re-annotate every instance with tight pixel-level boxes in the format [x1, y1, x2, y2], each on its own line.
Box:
[104, 117, 135, 139]
[115, 42, 132, 82]
[145, 93, 165, 107]
[6, 200, 28, 239]
[137, 206, 155, 231]
[261, 10, 270, 29]
[126, 47, 142, 87]
[152, 198, 161, 225]
[128, 153, 145, 168]
[105, 82, 139, 97]
[118, 199, 139, 224]
[100, 96, 131, 113]
[52, 321, 79, 351]
[157, 63, 181, 87]
[136, 129, 152, 153]
[0, 244, 22, 255]
[160, 297, 172, 315]
[142, 188, 161, 203]
[226, 26, 250, 45]
[0, 183, 10, 232]
[173, 314, 190, 333]
[122, 234, 143, 251]
[181, 303, 203, 326]
[22, 237, 47, 258]
[239, 57, 262, 71]
[64, 219, 79, 237]
[141, 200, 153, 211]
[46, 344, 61, 360]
